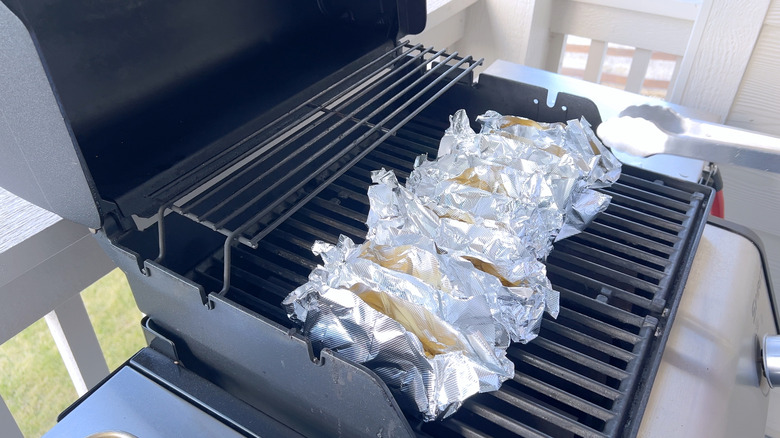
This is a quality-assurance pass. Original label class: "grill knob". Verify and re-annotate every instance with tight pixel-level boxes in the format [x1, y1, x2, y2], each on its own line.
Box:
[763, 335, 780, 388]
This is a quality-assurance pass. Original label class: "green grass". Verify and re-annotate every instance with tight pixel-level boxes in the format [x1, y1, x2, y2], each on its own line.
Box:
[0, 268, 145, 437]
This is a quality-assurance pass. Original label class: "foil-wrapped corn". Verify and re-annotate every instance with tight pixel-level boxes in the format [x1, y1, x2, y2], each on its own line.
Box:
[284, 109, 621, 421]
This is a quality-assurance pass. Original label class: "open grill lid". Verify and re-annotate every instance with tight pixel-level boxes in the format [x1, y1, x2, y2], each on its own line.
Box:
[0, 0, 425, 228]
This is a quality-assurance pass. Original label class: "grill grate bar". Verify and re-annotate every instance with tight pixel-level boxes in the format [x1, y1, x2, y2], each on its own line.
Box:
[605, 203, 684, 233]
[436, 418, 499, 438]
[377, 142, 429, 161]
[298, 207, 368, 241]
[596, 212, 680, 244]
[201, 48, 450, 229]
[309, 197, 367, 224]
[617, 172, 695, 202]
[608, 182, 692, 212]
[245, 55, 482, 247]
[369, 148, 421, 167]
[264, 228, 320, 255]
[396, 126, 443, 149]
[541, 319, 636, 363]
[333, 174, 372, 193]
[212, 259, 290, 298]
[532, 337, 630, 380]
[555, 286, 645, 329]
[281, 218, 342, 245]
[460, 400, 555, 438]
[233, 246, 309, 286]
[509, 348, 623, 400]
[557, 307, 642, 344]
[150, 41, 417, 201]
[511, 372, 615, 421]
[385, 135, 440, 156]
[343, 168, 380, 188]
[255, 240, 317, 271]
[547, 264, 657, 311]
[488, 387, 608, 438]
[193, 270, 289, 323]
[548, 251, 661, 295]
[585, 222, 675, 255]
[567, 232, 669, 269]
[555, 239, 665, 281]
[354, 158, 411, 180]
[601, 190, 688, 223]
[328, 181, 370, 204]
[403, 118, 451, 138]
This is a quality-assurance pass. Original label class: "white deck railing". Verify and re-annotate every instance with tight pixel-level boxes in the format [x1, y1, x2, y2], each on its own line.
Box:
[0, 188, 116, 438]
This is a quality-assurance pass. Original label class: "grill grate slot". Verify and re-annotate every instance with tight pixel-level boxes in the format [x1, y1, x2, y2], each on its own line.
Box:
[583, 222, 675, 256]
[603, 203, 684, 234]
[566, 233, 669, 271]
[548, 251, 660, 298]
[483, 387, 609, 438]
[606, 183, 691, 213]
[614, 173, 694, 203]
[510, 372, 615, 422]
[555, 239, 665, 283]
[542, 319, 636, 364]
[182, 78, 710, 437]
[547, 264, 657, 312]
[556, 286, 646, 330]
[595, 212, 679, 244]
[600, 190, 688, 224]
[509, 349, 622, 402]
[530, 337, 629, 381]
[556, 307, 642, 345]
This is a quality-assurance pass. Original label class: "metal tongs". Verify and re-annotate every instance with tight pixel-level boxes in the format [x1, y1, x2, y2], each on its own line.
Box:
[597, 105, 780, 173]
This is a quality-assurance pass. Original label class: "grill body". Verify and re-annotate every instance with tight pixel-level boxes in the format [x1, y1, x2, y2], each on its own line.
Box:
[93, 60, 714, 437]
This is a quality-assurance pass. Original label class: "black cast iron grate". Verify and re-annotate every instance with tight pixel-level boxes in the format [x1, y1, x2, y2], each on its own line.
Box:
[187, 93, 712, 437]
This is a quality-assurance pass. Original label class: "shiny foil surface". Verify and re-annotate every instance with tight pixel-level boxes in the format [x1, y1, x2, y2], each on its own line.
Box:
[284, 110, 621, 421]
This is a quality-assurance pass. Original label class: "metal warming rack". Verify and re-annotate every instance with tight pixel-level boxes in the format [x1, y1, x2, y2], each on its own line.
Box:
[150, 43, 482, 295]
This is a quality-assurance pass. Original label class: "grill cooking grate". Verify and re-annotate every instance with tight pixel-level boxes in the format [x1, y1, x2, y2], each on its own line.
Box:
[186, 112, 711, 437]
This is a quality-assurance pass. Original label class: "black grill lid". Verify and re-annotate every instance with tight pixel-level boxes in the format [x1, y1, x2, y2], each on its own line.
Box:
[0, 0, 425, 227]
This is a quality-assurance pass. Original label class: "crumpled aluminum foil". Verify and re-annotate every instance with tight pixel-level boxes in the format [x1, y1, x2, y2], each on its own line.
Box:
[366, 169, 556, 344]
[284, 109, 621, 421]
[283, 244, 515, 421]
[430, 110, 621, 254]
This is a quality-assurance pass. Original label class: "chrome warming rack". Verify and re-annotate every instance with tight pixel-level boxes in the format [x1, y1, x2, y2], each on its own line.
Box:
[148, 43, 483, 296]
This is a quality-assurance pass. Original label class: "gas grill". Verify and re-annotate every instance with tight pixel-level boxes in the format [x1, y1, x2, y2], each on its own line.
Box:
[1, 1, 777, 437]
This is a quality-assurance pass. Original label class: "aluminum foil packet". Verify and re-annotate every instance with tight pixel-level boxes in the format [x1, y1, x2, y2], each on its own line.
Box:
[284, 109, 621, 421]
[426, 109, 621, 250]
[283, 236, 515, 421]
[366, 168, 556, 343]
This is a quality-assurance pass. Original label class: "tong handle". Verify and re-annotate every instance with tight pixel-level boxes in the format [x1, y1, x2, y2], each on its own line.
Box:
[597, 105, 780, 173]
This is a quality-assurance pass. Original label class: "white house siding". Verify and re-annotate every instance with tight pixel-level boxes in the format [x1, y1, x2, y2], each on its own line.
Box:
[724, 0, 780, 298]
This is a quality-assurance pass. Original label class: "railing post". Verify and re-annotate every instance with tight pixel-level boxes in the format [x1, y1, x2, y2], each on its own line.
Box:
[45, 294, 110, 396]
[625, 48, 653, 93]
[0, 394, 23, 438]
[545, 32, 567, 73]
[583, 39, 607, 83]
